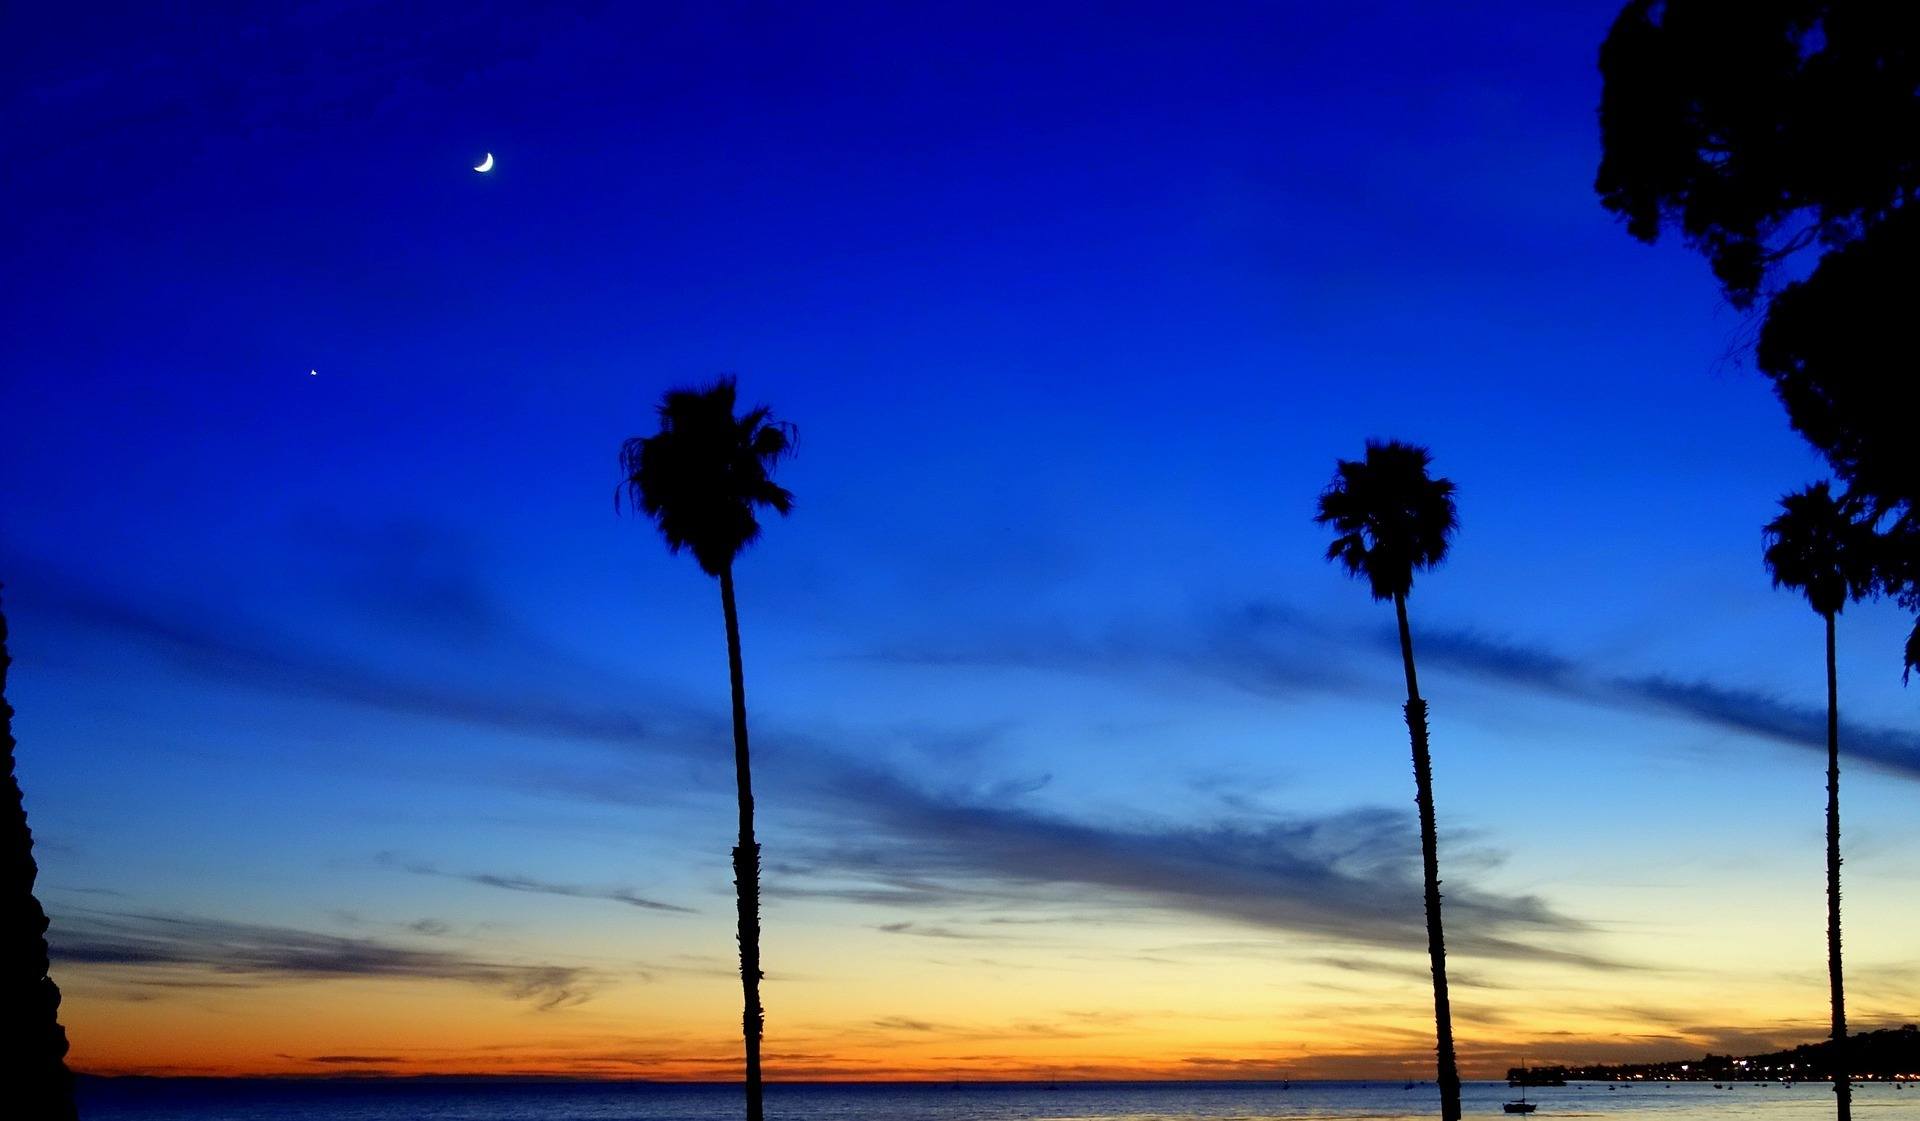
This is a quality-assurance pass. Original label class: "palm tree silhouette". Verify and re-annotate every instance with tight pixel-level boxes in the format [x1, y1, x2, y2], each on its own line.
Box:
[620, 377, 794, 1121]
[1315, 440, 1461, 1121]
[1763, 481, 1878, 1121]
[1, 585, 78, 1120]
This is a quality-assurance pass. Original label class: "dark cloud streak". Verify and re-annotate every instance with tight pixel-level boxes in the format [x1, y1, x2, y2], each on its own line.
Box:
[27, 564, 1616, 966]
[380, 853, 695, 914]
[867, 605, 1920, 778]
[17, 554, 717, 757]
[1416, 629, 1920, 777]
[782, 760, 1611, 967]
[49, 909, 608, 1010]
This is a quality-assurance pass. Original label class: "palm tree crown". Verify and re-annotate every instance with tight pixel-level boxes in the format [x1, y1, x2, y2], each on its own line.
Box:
[1763, 482, 1877, 619]
[1314, 440, 1458, 601]
[619, 376, 795, 576]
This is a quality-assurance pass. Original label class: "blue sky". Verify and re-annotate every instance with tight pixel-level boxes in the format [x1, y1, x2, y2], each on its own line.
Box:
[4, 0, 1918, 1079]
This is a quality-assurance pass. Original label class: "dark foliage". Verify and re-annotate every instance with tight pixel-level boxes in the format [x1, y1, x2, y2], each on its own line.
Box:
[620, 377, 793, 1121]
[1762, 485, 1878, 1121]
[1755, 212, 1920, 517]
[1315, 440, 1459, 603]
[1597, 0, 1920, 677]
[1754, 214, 1920, 675]
[1763, 483, 1879, 619]
[1597, 0, 1920, 307]
[619, 376, 795, 579]
[1316, 441, 1462, 1121]
[1, 587, 78, 1120]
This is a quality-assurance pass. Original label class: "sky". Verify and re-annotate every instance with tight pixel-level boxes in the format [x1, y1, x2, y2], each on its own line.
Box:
[4, 0, 1918, 1083]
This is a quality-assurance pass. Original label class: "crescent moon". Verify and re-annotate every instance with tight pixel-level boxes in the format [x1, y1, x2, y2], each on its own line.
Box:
[473, 152, 494, 173]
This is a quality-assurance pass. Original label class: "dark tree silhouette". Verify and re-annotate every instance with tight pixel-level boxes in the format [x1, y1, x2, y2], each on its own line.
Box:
[1597, 1, 1920, 307]
[619, 377, 792, 1121]
[1754, 213, 1920, 678]
[1763, 482, 1878, 1121]
[1315, 440, 1461, 1121]
[1, 586, 78, 1121]
[1596, 0, 1920, 676]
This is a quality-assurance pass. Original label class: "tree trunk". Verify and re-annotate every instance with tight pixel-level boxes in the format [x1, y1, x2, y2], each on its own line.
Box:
[1, 589, 78, 1121]
[1397, 593, 1460, 1121]
[719, 567, 765, 1121]
[1825, 612, 1850, 1121]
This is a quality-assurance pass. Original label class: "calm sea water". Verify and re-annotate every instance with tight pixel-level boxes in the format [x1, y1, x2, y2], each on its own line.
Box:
[73, 1079, 1920, 1121]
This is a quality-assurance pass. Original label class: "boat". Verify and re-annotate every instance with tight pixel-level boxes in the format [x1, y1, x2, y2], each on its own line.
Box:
[1505, 1060, 1541, 1113]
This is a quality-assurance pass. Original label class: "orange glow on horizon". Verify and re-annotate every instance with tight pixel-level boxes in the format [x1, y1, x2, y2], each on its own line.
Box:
[56, 946, 1859, 1084]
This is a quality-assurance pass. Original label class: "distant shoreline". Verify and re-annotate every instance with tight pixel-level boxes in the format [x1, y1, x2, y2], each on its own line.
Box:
[74, 1074, 1913, 1086]
[69, 1075, 1523, 1085]
[1506, 1024, 1920, 1084]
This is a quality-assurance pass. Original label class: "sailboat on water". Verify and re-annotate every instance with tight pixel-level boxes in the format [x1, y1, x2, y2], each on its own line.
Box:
[1505, 1061, 1540, 1114]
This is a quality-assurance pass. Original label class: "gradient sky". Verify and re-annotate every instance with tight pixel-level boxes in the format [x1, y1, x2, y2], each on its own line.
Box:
[4, 0, 1918, 1082]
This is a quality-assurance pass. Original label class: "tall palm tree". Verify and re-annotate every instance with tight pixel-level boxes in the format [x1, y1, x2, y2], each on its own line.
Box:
[1, 585, 78, 1121]
[1315, 440, 1461, 1121]
[620, 377, 793, 1121]
[1763, 481, 1877, 1121]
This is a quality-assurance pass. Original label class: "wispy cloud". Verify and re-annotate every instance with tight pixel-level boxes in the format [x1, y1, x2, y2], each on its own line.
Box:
[50, 909, 612, 1010]
[1307, 953, 1514, 991]
[304, 1054, 405, 1065]
[871, 1015, 941, 1032]
[874, 921, 999, 940]
[865, 603, 1920, 778]
[378, 853, 695, 914]
[856, 1014, 1102, 1043]
[1620, 674, 1920, 772]
[781, 759, 1610, 967]
[1414, 629, 1582, 690]
[1416, 628, 1920, 777]
[864, 599, 1358, 701]
[38, 582, 674, 749]
[23, 555, 1611, 965]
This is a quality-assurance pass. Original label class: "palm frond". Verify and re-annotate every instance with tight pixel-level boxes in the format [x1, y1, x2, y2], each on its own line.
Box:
[1762, 480, 1878, 617]
[618, 375, 797, 576]
[1315, 439, 1457, 601]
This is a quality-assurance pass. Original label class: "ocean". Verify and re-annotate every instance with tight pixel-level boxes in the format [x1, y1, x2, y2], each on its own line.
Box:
[72, 1078, 1920, 1121]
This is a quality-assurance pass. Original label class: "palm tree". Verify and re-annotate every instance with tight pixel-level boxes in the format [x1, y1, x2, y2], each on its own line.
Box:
[1315, 439, 1461, 1121]
[1, 585, 78, 1120]
[619, 377, 793, 1121]
[1763, 481, 1877, 1121]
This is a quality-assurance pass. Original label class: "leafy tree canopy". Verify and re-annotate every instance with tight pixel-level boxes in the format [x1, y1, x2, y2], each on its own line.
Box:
[1598, 1, 1920, 307]
[1598, 0, 1920, 671]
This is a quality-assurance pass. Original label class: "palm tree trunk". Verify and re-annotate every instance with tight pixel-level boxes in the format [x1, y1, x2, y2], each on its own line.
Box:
[1825, 612, 1850, 1121]
[1396, 593, 1460, 1121]
[718, 566, 764, 1121]
[1, 590, 78, 1121]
